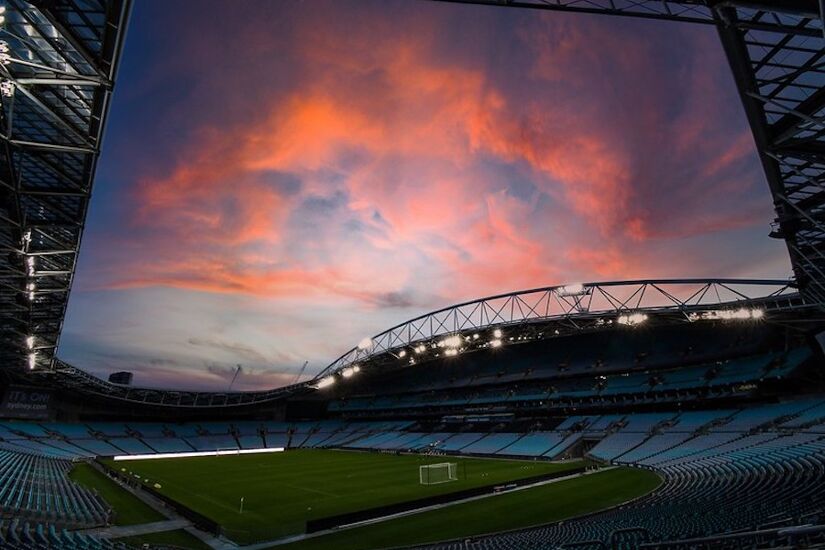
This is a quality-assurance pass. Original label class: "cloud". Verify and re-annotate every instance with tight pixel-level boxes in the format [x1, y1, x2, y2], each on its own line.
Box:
[61, 1, 790, 389]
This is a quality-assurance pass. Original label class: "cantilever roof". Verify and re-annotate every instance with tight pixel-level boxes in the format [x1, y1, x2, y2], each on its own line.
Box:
[0, 0, 130, 371]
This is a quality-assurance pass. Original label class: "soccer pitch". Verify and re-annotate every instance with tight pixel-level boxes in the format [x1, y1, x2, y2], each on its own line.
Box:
[105, 449, 586, 543]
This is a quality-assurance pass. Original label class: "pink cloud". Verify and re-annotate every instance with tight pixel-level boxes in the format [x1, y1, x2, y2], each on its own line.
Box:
[96, 6, 775, 310]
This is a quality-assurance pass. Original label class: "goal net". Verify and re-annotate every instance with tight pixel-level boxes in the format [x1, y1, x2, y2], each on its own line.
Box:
[419, 462, 458, 485]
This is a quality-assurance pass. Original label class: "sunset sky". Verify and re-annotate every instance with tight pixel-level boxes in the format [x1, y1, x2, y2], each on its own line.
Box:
[58, 0, 792, 390]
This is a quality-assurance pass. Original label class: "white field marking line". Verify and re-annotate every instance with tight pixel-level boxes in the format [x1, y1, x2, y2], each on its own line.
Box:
[255, 467, 616, 548]
[113, 448, 285, 461]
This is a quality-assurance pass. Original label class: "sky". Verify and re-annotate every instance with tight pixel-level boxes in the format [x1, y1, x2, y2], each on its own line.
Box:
[59, 0, 792, 391]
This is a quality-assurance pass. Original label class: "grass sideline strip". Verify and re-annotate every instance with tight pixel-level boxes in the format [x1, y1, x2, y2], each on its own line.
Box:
[276, 467, 662, 550]
[69, 463, 166, 526]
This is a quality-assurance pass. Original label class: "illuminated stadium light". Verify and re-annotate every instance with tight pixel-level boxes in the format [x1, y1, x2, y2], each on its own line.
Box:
[617, 312, 648, 326]
[445, 348, 458, 356]
[26, 282, 34, 291]
[0, 79, 13, 98]
[439, 335, 462, 348]
[398, 349, 407, 358]
[0, 41, 10, 65]
[341, 367, 355, 378]
[559, 283, 586, 296]
[473, 333, 480, 340]
[314, 375, 336, 389]
[25, 336, 33, 350]
[414, 344, 426, 354]
[28, 291, 34, 301]
[353, 365, 360, 373]
[691, 307, 765, 321]
[27, 352, 35, 369]
[493, 328, 502, 338]
[490, 339, 502, 348]
[357, 337, 373, 350]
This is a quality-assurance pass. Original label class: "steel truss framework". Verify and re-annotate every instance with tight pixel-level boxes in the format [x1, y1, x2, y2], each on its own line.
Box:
[318, 279, 806, 379]
[38, 279, 806, 407]
[428, 1, 825, 309]
[0, 0, 130, 371]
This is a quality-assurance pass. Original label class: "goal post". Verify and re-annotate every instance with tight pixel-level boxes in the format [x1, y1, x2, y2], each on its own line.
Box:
[419, 462, 458, 485]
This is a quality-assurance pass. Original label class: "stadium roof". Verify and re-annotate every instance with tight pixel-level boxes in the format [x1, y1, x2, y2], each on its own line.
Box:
[0, 0, 130, 372]
[316, 278, 809, 382]
[35, 278, 812, 408]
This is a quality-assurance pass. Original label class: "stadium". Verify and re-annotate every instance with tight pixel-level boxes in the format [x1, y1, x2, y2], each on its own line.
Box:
[0, 1, 824, 549]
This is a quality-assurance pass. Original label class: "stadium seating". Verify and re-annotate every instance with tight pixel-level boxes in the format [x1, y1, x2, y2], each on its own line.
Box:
[414, 403, 825, 549]
[0, 520, 128, 549]
[0, 395, 822, 549]
[0, 449, 110, 526]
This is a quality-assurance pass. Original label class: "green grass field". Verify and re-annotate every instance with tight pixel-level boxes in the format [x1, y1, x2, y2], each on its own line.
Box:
[104, 450, 586, 543]
[68, 463, 166, 526]
[278, 467, 661, 550]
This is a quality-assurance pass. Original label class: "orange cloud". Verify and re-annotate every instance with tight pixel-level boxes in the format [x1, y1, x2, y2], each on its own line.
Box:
[103, 7, 771, 310]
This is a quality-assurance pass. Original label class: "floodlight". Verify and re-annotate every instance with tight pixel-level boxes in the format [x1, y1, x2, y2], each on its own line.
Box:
[490, 339, 502, 348]
[0, 79, 13, 97]
[701, 307, 765, 321]
[341, 367, 355, 378]
[25, 335, 33, 349]
[414, 344, 426, 354]
[440, 335, 462, 348]
[398, 349, 407, 358]
[445, 348, 458, 356]
[315, 375, 336, 389]
[559, 283, 586, 296]
[353, 365, 360, 373]
[493, 328, 502, 338]
[473, 333, 479, 340]
[617, 312, 648, 326]
[27, 352, 35, 369]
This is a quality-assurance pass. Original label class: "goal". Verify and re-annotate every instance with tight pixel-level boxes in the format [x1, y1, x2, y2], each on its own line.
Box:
[419, 462, 458, 485]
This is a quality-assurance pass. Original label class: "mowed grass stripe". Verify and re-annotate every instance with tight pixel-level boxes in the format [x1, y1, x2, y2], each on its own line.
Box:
[105, 449, 584, 543]
[276, 467, 662, 550]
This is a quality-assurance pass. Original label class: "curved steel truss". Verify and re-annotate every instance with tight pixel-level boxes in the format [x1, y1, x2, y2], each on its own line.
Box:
[429, 0, 825, 312]
[317, 279, 804, 379]
[0, 0, 130, 372]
